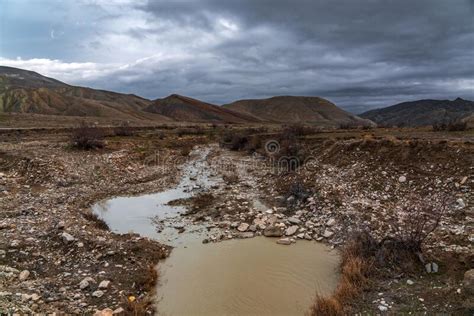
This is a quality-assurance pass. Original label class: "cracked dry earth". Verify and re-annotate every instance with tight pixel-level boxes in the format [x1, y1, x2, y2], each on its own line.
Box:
[0, 129, 473, 314]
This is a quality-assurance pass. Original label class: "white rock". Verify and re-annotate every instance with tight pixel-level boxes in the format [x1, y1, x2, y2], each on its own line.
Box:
[92, 290, 104, 298]
[79, 279, 90, 290]
[322, 229, 334, 238]
[276, 238, 292, 245]
[406, 279, 414, 285]
[98, 280, 110, 289]
[285, 225, 299, 236]
[326, 218, 336, 226]
[61, 232, 75, 243]
[18, 270, 30, 281]
[378, 305, 388, 312]
[456, 198, 466, 209]
[237, 223, 249, 232]
[398, 175, 407, 183]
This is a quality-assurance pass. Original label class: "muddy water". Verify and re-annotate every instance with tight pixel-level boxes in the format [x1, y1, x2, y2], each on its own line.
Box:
[92, 146, 340, 316]
[157, 237, 339, 316]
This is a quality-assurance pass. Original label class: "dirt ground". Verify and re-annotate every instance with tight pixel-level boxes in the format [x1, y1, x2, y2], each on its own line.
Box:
[0, 125, 472, 314]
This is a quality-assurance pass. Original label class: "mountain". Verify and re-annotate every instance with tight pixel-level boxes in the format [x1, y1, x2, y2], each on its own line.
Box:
[223, 96, 372, 126]
[144, 94, 261, 123]
[0, 66, 169, 122]
[360, 98, 474, 127]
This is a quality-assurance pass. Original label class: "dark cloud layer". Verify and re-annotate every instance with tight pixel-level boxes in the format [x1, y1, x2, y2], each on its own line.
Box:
[1, 0, 473, 113]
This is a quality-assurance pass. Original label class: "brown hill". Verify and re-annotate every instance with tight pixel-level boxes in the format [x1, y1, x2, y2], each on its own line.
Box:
[223, 96, 371, 126]
[0, 66, 169, 122]
[144, 94, 261, 123]
[360, 98, 474, 127]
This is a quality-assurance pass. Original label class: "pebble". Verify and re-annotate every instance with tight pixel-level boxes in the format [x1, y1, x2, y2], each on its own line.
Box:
[92, 290, 104, 298]
[276, 238, 292, 245]
[98, 280, 111, 289]
[61, 232, 75, 243]
[237, 223, 249, 232]
[285, 225, 299, 236]
[322, 229, 334, 238]
[406, 279, 414, 285]
[398, 175, 407, 183]
[18, 270, 30, 281]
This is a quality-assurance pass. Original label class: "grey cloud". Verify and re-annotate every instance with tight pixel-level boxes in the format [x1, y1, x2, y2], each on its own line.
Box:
[61, 0, 474, 113]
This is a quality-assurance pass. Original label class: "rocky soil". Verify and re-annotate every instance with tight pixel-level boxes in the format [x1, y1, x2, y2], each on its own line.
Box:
[0, 127, 472, 314]
[0, 130, 206, 314]
[174, 136, 473, 314]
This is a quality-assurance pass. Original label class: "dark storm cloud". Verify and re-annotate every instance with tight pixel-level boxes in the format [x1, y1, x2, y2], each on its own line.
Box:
[4, 0, 471, 113]
[123, 0, 473, 112]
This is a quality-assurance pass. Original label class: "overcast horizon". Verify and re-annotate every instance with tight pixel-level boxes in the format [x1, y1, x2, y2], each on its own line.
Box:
[1, 0, 473, 114]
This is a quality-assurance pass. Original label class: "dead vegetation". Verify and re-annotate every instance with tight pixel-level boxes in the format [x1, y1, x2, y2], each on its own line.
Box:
[70, 122, 105, 149]
[310, 195, 450, 315]
[433, 120, 468, 131]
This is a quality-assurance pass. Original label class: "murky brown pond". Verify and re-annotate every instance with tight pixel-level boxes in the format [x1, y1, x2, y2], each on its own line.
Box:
[93, 147, 340, 316]
[157, 237, 339, 316]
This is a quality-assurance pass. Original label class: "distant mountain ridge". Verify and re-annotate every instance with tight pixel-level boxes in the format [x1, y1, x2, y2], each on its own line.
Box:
[144, 94, 260, 123]
[223, 96, 372, 126]
[0, 66, 170, 122]
[360, 98, 474, 127]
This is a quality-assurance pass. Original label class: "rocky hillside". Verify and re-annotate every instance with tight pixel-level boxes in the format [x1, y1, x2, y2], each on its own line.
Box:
[360, 98, 474, 127]
[223, 96, 372, 126]
[144, 94, 260, 123]
[0, 66, 169, 122]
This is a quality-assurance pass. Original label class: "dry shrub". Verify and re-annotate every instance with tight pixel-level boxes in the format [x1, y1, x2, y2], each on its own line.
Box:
[220, 131, 249, 151]
[310, 295, 343, 316]
[70, 122, 105, 150]
[310, 233, 373, 315]
[282, 123, 318, 137]
[114, 121, 134, 136]
[433, 120, 468, 131]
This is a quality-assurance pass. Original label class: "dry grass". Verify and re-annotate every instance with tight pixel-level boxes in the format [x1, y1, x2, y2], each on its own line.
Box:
[309, 234, 373, 315]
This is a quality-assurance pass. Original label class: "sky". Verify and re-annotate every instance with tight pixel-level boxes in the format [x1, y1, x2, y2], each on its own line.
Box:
[0, 0, 473, 113]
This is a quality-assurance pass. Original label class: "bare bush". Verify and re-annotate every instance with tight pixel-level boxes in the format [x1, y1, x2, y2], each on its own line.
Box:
[433, 120, 467, 131]
[114, 121, 134, 136]
[220, 131, 249, 151]
[70, 122, 105, 150]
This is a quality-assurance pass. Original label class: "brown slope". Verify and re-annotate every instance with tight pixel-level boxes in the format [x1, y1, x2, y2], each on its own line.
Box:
[144, 94, 261, 123]
[360, 98, 474, 127]
[0, 66, 171, 122]
[223, 96, 371, 126]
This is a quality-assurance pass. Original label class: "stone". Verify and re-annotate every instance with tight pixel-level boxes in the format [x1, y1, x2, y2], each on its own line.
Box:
[94, 308, 114, 316]
[98, 280, 110, 289]
[237, 223, 249, 232]
[322, 229, 334, 238]
[460, 176, 468, 185]
[463, 269, 474, 295]
[79, 277, 95, 290]
[285, 225, 299, 236]
[406, 279, 414, 285]
[288, 217, 301, 225]
[287, 196, 295, 203]
[92, 290, 104, 298]
[61, 232, 75, 243]
[425, 262, 439, 273]
[277, 238, 291, 245]
[240, 232, 254, 238]
[398, 175, 407, 183]
[265, 209, 273, 214]
[456, 198, 466, 209]
[296, 233, 305, 239]
[378, 305, 388, 312]
[326, 218, 336, 226]
[263, 226, 283, 237]
[113, 307, 125, 314]
[18, 270, 30, 281]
